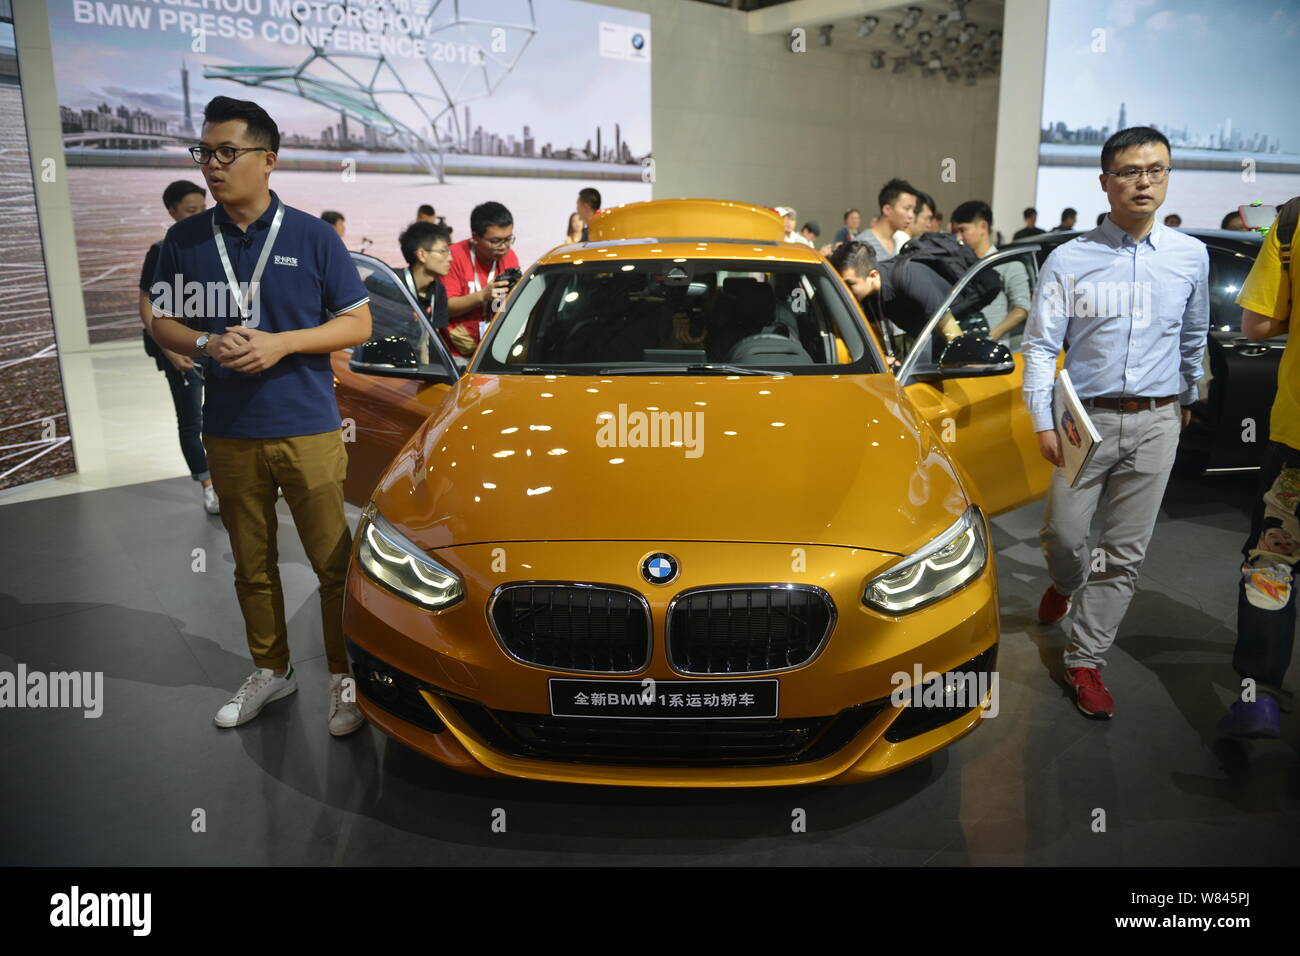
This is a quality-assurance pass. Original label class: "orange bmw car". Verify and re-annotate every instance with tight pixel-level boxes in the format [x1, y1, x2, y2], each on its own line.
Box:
[332, 199, 1052, 787]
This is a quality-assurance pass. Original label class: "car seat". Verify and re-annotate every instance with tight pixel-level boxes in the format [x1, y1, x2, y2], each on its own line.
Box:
[721, 280, 813, 365]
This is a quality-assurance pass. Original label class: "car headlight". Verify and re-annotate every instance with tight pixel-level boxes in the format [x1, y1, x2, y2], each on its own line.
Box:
[356, 502, 464, 610]
[863, 505, 988, 614]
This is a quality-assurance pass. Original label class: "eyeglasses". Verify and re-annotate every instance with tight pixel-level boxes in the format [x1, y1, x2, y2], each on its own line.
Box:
[481, 235, 517, 248]
[1104, 165, 1172, 184]
[426, 246, 451, 257]
[189, 145, 270, 166]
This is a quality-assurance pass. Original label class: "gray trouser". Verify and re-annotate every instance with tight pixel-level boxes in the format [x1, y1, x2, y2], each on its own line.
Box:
[1040, 402, 1182, 670]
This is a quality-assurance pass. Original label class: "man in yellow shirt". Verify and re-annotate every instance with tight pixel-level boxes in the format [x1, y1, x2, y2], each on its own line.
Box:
[1220, 199, 1300, 738]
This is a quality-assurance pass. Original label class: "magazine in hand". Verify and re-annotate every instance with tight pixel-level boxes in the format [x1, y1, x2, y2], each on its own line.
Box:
[1052, 369, 1102, 487]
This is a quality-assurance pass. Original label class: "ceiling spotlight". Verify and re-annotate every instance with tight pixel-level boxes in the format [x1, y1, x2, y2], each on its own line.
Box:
[924, 56, 943, 74]
[869, 50, 886, 69]
[969, 42, 983, 56]
[817, 24, 833, 46]
[944, 36, 959, 51]
[959, 23, 977, 43]
[918, 30, 932, 46]
[902, 6, 923, 29]
[893, 22, 909, 40]
[857, 16, 879, 38]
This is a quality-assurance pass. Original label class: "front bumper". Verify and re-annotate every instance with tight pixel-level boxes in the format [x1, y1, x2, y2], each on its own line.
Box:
[344, 539, 1000, 788]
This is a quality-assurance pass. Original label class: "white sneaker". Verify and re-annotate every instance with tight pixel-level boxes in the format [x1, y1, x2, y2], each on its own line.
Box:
[202, 484, 220, 514]
[214, 665, 297, 728]
[329, 673, 365, 737]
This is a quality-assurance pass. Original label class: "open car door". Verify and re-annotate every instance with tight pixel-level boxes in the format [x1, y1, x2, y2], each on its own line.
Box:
[894, 246, 1055, 517]
[1191, 241, 1281, 473]
[332, 253, 460, 506]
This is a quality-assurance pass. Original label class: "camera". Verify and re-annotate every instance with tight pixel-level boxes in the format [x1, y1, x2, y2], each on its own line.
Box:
[499, 266, 523, 288]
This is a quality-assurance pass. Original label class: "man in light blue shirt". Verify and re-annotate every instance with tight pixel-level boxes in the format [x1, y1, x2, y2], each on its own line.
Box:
[1021, 126, 1209, 720]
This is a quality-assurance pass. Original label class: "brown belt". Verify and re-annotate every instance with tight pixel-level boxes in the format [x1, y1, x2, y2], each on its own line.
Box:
[1082, 395, 1179, 413]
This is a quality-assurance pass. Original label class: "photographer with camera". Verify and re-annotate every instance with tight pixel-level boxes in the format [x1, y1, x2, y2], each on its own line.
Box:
[442, 200, 521, 357]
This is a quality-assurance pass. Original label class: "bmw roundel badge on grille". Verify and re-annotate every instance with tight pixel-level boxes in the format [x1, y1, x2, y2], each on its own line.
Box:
[641, 552, 678, 585]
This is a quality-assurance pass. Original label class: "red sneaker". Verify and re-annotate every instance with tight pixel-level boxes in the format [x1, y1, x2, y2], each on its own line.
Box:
[1066, 667, 1113, 718]
[1037, 584, 1072, 624]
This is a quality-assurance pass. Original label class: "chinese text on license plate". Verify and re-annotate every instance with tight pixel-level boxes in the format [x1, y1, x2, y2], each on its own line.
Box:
[549, 678, 778, 719]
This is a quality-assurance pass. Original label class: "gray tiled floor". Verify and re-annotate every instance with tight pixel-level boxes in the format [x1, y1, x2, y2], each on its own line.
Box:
[0, 465, 1297, 866]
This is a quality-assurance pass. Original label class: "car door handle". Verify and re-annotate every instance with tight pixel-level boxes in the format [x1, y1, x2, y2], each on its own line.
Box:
[1231, 337, 1272, 357]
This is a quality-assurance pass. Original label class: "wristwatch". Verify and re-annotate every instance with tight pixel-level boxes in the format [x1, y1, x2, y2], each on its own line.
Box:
[194, 333, 211, 356]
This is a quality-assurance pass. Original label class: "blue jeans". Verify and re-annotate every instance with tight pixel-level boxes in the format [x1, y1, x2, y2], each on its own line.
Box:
[160, 361, 209, 481]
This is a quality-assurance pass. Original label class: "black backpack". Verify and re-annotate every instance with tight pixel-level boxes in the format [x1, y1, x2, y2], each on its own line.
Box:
[894, 231, 1002, 322]
[1277, 196, 1300, 275]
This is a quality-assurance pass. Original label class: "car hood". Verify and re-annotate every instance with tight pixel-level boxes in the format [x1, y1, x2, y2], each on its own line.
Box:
[373, 372, 970, 555]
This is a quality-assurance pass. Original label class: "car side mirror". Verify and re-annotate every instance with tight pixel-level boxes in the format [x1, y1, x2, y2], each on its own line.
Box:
[360, 336, 419, 368]
[936, 334, 1015, 378]
[349, 337, 456, 384]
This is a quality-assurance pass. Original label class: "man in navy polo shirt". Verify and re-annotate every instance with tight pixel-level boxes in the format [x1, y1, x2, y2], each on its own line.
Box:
[148, 96, 373, 737]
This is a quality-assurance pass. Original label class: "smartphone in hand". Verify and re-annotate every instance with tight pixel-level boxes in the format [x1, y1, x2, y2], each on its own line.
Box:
[1239, 203, 1278, 231]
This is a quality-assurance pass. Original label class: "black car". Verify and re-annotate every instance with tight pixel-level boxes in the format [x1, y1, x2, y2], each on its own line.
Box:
[1004, 228, 1273, 474]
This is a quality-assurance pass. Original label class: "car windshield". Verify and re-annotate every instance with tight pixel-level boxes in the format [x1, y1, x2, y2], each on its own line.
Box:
[476, 258, 883, 374]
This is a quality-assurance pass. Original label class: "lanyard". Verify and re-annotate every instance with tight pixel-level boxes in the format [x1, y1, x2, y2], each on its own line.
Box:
[466, 255, 498, 331]
[212, 203, 285, 324]
[465, 256, 497, 295]
[401, 267, 432, 316]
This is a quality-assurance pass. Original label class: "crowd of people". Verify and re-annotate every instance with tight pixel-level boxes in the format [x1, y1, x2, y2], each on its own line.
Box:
[136, 93, 1292, 740]
[274, 176, 1255, 395]
[775, 178, 1034, 360]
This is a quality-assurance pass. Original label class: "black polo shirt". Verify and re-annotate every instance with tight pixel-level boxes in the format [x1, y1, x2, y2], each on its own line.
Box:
[149, 190, 369, 439]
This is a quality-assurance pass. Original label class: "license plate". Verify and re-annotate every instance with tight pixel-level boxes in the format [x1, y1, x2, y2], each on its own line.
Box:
[549, 678, 778, 719]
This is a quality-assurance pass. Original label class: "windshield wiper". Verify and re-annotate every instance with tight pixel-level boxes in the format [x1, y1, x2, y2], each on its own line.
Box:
[597, 364, 785, 376]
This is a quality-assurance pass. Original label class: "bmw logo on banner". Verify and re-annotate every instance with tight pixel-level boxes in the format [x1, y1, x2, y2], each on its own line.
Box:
[641, 553, 678, 585]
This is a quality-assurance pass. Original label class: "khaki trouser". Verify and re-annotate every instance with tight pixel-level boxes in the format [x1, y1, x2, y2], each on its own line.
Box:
[1040, 402, 1182, 670]
[203, 429, 351, 674]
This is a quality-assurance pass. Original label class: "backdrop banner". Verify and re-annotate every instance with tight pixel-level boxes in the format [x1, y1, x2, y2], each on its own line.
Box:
[45, 0, 653, 342]
[1036, 0, 1300, 232]
[0, 14, 76, 492]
